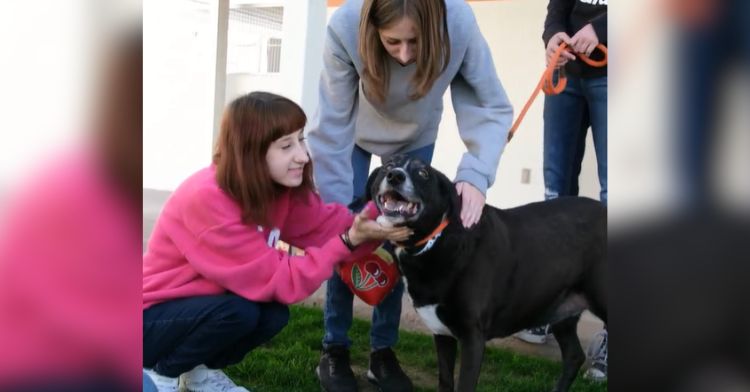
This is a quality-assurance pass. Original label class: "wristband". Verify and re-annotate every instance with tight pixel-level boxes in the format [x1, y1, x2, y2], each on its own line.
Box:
[340, 228, 355, 251]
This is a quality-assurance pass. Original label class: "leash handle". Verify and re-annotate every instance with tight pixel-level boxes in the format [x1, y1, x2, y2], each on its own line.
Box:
[507, 43, 607, 142]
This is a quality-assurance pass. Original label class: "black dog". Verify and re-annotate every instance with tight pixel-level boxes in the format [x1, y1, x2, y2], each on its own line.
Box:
[366, 155, 607, 392]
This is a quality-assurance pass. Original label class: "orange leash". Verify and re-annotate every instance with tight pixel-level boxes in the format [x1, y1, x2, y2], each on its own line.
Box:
[507, 43, 608, 142]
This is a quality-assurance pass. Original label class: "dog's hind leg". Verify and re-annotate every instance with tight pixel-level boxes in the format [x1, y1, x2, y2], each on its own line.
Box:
[549, 316, 586, 392]
[583, 260, 607, 324]
[456, 330, 485, 392]
[434, 334, 457, 392]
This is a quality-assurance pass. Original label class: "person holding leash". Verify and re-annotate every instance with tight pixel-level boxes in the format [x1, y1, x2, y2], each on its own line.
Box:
[515, 0, 608, 383]
[142, 92, 410, 392]
[307, 0, 513, 390]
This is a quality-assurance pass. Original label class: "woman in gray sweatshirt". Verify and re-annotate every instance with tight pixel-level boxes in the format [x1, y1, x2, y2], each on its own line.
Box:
[308, 1, 513, 390]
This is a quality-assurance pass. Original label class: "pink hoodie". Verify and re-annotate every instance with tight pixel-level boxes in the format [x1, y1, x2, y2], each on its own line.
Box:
[143, 166, 377, 309]
[0, 147, 141, 389]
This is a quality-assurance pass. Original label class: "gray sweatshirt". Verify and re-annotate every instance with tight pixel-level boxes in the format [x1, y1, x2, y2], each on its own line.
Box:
[307, 0, 513, 205]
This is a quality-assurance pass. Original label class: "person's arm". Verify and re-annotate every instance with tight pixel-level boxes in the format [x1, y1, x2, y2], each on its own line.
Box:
[449, 11, 513, 199]
[590, 12, 607, 45]
[177, 191, 407, 305]
[185, 222, 352, 305]
[306, 23, 360, 205]
[542, 0, 576, 47]
[283, 192, 383, 259]
[174, 191, 354, 304]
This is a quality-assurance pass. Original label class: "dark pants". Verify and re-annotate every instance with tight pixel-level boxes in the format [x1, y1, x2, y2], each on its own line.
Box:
[143, 294, 289, 377]
[543, 74, 607, 205]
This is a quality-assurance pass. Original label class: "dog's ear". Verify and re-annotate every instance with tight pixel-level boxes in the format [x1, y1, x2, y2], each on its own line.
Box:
[363, 167, 382, 202]
[436, 170, 462, 223]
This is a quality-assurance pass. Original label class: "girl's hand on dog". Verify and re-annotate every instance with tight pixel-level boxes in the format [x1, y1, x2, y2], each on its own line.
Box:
[456, 181, 485, 228]
[348, 209, 412, 246]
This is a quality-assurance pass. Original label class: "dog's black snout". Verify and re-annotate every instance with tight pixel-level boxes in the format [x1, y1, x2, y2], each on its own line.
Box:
[386, 169, 406, 185]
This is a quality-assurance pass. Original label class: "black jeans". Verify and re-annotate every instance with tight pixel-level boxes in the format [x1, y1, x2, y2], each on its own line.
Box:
[143, 294, 289, 377]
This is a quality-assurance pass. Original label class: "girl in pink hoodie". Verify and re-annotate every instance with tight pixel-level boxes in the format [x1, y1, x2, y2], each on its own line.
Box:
[142, 92, 410, 392]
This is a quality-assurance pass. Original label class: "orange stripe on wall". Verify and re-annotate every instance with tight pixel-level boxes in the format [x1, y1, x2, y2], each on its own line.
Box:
[327, 0, 500, 6]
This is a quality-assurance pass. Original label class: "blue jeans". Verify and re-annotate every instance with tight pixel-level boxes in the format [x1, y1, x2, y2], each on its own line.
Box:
[143, 294, 289, 377]
[323, 144, 435, 350]
[543, 75, 607, 205]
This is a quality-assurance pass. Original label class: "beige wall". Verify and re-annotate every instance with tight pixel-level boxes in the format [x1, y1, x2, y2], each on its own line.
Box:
[327, 1, 601, 208]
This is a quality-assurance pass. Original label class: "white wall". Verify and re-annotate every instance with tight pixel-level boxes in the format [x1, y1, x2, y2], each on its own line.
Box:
[280, 0, 327, 117]
[143, 0, 221, 191]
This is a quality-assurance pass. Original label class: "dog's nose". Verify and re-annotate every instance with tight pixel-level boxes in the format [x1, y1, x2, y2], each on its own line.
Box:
[386, 169, 406, 185]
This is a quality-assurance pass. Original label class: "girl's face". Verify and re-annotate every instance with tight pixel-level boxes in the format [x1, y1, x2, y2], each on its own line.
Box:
[265, 129, 309, 188]
[378, 17, 417, 66]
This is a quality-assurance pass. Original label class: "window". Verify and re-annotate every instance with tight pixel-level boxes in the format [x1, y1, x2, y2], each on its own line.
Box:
[227, 6, 283, 74]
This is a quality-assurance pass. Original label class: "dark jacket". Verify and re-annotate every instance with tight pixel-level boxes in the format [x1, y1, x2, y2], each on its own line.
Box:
[543, 0, 607, 78]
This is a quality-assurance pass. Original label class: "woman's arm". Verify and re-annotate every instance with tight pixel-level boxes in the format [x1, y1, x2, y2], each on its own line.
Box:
[449, 10, 514, 198]
[306, 23, 361, 205]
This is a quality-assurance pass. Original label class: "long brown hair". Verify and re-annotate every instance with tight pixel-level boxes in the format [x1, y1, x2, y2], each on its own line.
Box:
[213, 91, 314, 226]
[358, 0, 451, 104]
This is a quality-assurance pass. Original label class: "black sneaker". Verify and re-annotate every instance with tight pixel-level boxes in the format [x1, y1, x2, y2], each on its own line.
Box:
[367, 348, 413, 392]
[316, 346, 358, 392]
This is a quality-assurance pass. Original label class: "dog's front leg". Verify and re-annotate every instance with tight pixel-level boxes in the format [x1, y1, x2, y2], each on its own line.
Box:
[434, 334, 457, 392]
[457, 330, 485, 392]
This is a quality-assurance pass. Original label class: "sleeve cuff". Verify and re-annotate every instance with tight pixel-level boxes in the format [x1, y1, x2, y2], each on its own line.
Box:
[454, 169, 489, 196]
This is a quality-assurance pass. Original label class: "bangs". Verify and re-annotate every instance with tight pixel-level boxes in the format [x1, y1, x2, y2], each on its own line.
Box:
[266, 98, 307, 142]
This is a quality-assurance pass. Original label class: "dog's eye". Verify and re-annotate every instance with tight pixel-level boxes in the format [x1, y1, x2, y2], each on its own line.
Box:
[418, 168, 429, 179]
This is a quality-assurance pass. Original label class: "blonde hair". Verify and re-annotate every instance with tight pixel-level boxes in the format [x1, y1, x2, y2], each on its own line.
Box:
[358, 0, 450, 104]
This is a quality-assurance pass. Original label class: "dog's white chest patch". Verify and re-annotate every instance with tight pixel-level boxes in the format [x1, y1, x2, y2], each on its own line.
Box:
[415, 304, 454, 337]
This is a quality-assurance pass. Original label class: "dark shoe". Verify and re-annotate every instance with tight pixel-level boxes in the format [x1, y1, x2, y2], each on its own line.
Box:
[367, 348, 413, 392]
[316, 346, 358, 392]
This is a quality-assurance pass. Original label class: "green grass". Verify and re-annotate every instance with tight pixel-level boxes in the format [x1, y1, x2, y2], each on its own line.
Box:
[225, 305, 607, 392]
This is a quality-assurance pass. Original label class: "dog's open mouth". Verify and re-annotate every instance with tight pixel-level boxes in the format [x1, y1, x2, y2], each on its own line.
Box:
[377, 190, 421, 218]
